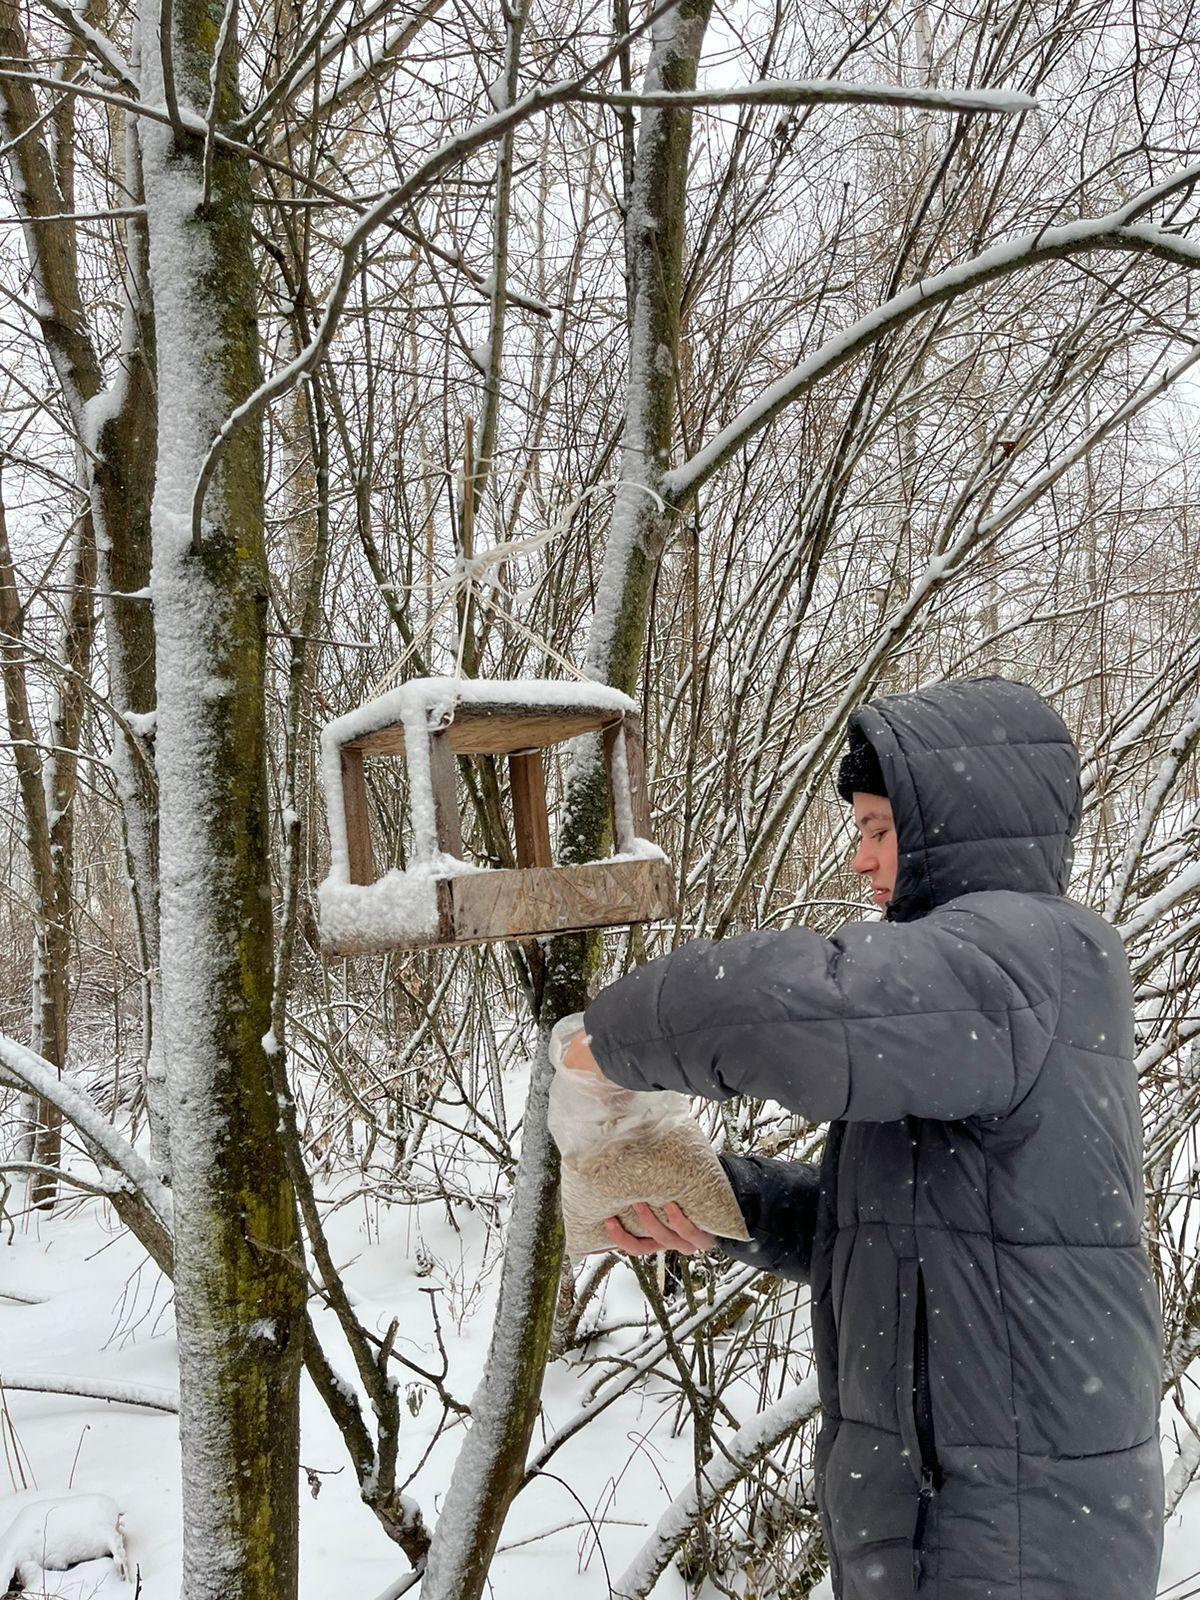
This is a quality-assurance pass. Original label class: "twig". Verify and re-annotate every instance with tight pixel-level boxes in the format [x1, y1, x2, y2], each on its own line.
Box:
[201, 0, 240, 208]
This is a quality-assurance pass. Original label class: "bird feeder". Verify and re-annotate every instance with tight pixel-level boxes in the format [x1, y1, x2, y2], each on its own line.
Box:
[317, 678, 677, 955]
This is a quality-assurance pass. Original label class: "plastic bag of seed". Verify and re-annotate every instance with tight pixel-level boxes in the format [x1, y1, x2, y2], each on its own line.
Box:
[546, 1014, 749, 1259]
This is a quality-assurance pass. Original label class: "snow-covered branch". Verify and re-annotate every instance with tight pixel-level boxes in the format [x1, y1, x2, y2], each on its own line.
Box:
[584, 77, 1038, 115]
[35, 0, 138, 93]
[610, 1378, 820, 1598]
[1165, 1418, 1200, 1517]
[665, 158, 1200, 508]
[1136, 1015, 1200, 1083]
[0, 1162, 130, 1199]
[1165, 1322, 1200, 1390]
[1119, 862, 1200, 943]
[0, 1372, 180, 1412]
[0, 1035, 172, 1233]
[1106, 693, 1200, 923]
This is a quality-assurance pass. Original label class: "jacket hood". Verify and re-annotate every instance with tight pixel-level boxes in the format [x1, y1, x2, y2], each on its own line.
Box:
[849, 676, 1082, 923]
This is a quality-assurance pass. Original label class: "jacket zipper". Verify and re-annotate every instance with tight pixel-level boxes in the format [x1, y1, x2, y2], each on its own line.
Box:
[914, 1267, 940, 1483]
[911, 1265, 941, 1586]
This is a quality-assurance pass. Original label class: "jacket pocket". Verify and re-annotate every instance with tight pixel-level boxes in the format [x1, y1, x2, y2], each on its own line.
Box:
[896, 1257, 942, 1587]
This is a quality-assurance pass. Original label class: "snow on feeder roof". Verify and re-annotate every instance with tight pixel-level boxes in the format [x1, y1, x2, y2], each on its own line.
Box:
[318, 677, 677, 954]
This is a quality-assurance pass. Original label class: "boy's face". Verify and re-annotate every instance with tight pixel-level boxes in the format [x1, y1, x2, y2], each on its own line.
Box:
[850, 793, 897, 910]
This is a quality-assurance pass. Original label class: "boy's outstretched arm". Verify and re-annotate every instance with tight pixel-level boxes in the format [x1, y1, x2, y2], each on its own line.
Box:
[583, 905, 1058, 1123]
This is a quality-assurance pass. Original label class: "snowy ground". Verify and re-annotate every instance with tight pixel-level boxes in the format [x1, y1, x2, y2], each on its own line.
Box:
[0, 1176, 750, 1599]
[2, 1186, 1197, 1598]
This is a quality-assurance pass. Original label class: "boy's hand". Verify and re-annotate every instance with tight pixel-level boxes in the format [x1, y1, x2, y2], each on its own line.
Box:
[600, 1201, 716, 1256]
[561, 1029, 604, 1075]
[551, 1019, 719, 1258]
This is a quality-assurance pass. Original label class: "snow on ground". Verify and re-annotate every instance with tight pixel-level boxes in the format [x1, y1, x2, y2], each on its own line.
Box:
[0, 1168, 699, 1598]
[2, 1176, 1197, 1598]
[0, 1490, 126, 1596]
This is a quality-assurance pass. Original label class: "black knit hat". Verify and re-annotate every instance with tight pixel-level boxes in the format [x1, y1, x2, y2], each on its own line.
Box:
[835, 727, 887, 803]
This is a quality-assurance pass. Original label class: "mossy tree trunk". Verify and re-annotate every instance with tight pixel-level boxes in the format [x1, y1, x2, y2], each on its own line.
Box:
[419, 8, 711, 1596]
[136, 0, 305, 1593]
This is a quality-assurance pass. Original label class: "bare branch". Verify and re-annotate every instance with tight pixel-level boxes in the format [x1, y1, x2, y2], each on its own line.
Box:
[583, 77, 1039, 115]
[186, 1, 677, 549]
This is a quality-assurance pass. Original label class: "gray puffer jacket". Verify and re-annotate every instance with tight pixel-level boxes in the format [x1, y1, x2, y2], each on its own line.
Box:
[585, 677, 1164, 1600]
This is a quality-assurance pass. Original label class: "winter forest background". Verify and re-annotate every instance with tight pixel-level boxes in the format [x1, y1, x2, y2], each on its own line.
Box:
[1, 0, 1200, 1594]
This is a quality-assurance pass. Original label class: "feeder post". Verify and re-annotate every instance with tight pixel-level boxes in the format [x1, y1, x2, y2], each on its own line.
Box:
[340, 747, 375, 885]
[623, 714, 652, 838]
[603, 713, 652, 852]
[428, 728, 464, 857]
[509, 751, 552, 868]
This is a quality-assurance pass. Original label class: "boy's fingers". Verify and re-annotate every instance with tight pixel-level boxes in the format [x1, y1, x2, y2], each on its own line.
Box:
[603, 1204, 713, 1257]
[632, 1201, 698, 1252]
[603, 1215, 659, 1255]
[645, 1201, 714, 1252]
[662, 1202, 716, 1251]
[640, 1203, 713, 1248]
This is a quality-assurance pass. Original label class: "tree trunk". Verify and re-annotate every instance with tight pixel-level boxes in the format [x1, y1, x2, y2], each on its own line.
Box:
[33, 515, 98, 1199]
[136, 0, 305, 1592]
[0, 0, 107, 1206]
[89, 131, 165, 1169]
[1, 0, 163, 1188]
[419, 8, 710, 1595]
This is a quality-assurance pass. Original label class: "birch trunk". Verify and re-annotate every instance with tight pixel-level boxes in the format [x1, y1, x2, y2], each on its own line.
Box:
[419, 7, 710, 1594]
[136, 0, 305, 1592]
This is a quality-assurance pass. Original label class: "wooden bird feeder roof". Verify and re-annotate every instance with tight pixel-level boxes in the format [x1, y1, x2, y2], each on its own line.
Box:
[340, 699, 628, 758]
[317, 677, 677, 954]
